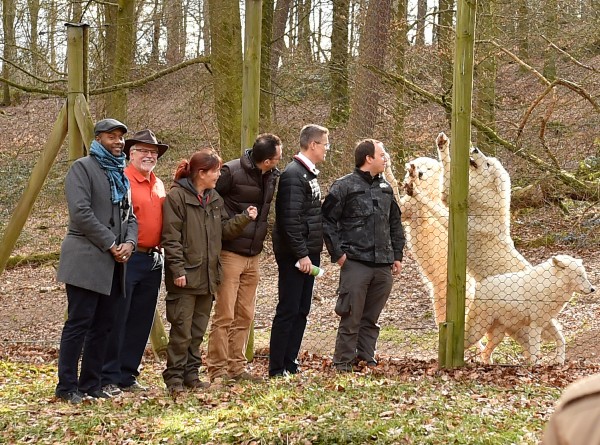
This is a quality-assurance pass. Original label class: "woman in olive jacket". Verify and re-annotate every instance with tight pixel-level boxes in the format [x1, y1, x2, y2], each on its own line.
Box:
[161, 149, 257, 394]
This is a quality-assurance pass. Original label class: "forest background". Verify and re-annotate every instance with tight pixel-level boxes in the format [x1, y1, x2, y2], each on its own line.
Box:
[2, 0, 600, 443]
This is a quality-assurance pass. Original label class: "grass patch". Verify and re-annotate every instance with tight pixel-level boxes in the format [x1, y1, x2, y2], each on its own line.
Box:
[0, 357, 558, 444]
[379, 326, 438, 348]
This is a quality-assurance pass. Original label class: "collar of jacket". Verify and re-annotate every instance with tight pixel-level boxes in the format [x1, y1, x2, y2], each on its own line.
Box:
[242, 149, 280, 177]
[355, 167, 381, 184]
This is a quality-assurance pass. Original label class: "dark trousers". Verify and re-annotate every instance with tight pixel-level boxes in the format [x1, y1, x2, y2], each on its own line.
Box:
[102, 251, 162, 387]
[269, 253, 320, 376]
[56, 268, 121, 395]
[333, 259, 393, 366]
[162, 292, 213, 387]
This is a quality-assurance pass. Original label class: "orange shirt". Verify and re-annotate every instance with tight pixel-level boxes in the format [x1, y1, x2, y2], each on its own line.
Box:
[125, 164, 166, 249]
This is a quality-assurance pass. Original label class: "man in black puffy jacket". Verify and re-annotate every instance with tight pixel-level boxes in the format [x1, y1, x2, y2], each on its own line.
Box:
[269, 124, 329, 377]
[322, 139, 405, 372]
[207, 134, 282, 382]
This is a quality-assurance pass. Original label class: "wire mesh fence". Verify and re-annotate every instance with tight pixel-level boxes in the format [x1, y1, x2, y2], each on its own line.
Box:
[1, 0, 600, 367]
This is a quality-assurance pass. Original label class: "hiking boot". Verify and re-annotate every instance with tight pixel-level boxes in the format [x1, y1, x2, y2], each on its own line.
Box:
[334, 363, 354, 373]
[229, 371, 264, 382]
[102, 384, 122, 397]
[86, 389, 112, 399]
[183, 379, 210, 389]
[55, 390, 86, 404]
[120, 381, 148, 392]
[167, 383, 185, 396]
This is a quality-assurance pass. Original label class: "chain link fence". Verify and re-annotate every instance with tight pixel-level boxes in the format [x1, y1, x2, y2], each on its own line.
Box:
[1, 0, 600, 366]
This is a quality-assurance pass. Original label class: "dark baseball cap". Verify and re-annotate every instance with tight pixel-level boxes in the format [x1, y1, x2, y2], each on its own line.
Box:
[94, 118, 128, 135]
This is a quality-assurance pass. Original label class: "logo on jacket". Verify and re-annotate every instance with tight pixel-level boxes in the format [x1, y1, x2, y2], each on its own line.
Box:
[308, 178, 321, 200]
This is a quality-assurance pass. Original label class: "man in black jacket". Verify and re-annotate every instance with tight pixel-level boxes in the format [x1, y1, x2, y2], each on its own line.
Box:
[207, 134, 282, 382]
[269, 124, 329, 377]
[322, 139, 405, 372]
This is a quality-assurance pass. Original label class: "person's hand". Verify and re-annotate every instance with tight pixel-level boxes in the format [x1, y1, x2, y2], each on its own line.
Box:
[112, 242, 134, 263]
[246, 206, 258, 220]
[174, 275, 187, 287]
[297, 256, 312, 274]
[392, 261, 402, 276]
[336, 253, 347, 267]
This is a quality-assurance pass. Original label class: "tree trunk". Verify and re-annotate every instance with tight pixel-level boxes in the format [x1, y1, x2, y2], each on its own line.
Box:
[416, 0, 427, 46]
[202, 0, 211, 54]
[392, 0, 409, 164]
[150, 0, 162, 65]
[48, 0, 57, 70]
[297, 0, 312, 61]
[516, 0, 529, 67]
[347, 0, 393, 149]
[329, 0, 350, 126]
[2, 0, 16, 105]
[271, 0, 292, 76]
[27, 0, 40, 78]
[438, 0, 454, 125]
[543, 0, 557, 80]
[71, 0, 82, 21]
[165, 0, 185, 64]
[260, 0, 274, 128]
[475, 0, 497, 153]
[208, 0, 243, 159]
[107, 0, 136, 122]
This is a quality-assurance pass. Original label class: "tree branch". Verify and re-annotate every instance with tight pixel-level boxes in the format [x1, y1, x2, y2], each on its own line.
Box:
[367, 64, 599, 200]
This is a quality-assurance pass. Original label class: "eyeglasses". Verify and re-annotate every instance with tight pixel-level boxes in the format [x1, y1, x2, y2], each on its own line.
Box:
[133, 148, 159, 156]
[315, 141, 331, 150]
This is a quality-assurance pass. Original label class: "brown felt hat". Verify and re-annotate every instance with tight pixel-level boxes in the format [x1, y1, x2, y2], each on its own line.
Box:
[124, 129, 169, 159]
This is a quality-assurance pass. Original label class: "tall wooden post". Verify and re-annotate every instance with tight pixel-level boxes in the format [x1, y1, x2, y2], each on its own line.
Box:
[439, 0, 477, 368]
[240, 0, 263, 361]
[66, 23, 87, 161]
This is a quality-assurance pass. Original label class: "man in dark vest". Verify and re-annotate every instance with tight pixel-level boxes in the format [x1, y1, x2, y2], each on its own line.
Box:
[207, 133, 282, 382]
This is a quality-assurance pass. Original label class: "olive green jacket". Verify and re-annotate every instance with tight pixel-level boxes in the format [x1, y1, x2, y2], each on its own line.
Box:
[162, 178, 251, 296]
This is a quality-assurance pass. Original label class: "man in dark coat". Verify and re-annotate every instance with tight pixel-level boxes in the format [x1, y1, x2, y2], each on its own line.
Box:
[207, 133, 282, 382]
[55, 118, 138, 403]
[322, 139, 405, 372]
[269, 124, 328, 377]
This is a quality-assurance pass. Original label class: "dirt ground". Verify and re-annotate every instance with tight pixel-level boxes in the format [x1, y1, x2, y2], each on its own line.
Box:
[1, 99, 600, 368]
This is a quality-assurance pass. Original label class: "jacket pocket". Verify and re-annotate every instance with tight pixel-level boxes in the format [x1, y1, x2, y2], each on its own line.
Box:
[335, 290, 351, 317]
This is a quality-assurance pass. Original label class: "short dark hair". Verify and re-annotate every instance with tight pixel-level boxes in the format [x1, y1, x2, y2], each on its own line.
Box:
[299, 124, 329, 150]
[355, 139, 380, 168]
[251, 133, 282, 163]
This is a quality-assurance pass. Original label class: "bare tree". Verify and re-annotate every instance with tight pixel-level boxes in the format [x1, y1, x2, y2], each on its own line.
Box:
[347, 0, 393, 148]
[150, 0, 163, 65]
[475, 0, 497, 153]
[329, 0, 350, 126]
[260, 0, 274, 127]
[543, 0, 558, 80]
[208, 0, 243, 158]
[2, 0, 17, 105]
[107, 0, 136, 121]
[165, 0, 185, 64]
[415, 0, 427, 46]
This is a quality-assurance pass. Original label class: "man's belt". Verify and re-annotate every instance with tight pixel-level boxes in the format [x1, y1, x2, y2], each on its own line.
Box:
[136, 246, 158, 254]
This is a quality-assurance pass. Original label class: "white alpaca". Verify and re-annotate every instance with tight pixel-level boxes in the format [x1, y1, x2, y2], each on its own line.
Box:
[465, 255, 595, 364]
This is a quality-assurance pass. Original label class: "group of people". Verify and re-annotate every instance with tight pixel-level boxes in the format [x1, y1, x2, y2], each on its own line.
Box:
[54, 119, 405, 404]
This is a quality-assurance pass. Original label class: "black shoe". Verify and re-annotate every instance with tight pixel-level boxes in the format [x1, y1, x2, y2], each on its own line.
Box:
[56, 390, 86, 404]
[86, 389, 112, 399]
[120, 381, 148, 392]
[334, 363, 354, 373]
[102, 384, 122, 396]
